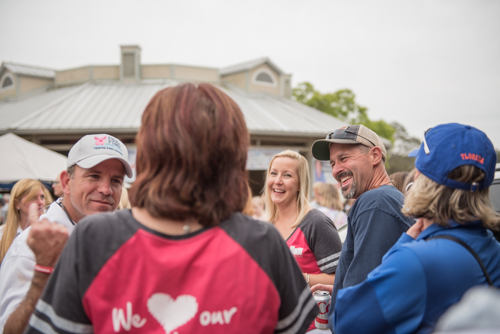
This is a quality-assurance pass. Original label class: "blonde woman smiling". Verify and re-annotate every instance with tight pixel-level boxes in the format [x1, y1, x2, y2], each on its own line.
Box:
[264, 150, 342, 332]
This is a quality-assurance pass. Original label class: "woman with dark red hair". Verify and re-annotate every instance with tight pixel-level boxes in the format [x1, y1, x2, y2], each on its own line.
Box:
[26, 83, 318, 334]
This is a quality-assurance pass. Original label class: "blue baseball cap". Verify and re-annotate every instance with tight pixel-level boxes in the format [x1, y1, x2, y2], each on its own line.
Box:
[410, 123, 496, 192]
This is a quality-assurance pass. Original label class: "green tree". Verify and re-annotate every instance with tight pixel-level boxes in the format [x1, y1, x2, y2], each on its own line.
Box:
[293, 82, 396, 142]
[390, 121, 421, 156]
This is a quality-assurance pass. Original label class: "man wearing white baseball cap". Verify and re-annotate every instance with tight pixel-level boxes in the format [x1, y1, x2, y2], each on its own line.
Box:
[0, 134, 132, 334]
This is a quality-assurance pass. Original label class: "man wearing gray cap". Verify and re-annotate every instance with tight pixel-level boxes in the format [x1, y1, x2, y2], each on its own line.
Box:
[0, 134, 132, 334]
[310, 125, 413, 332]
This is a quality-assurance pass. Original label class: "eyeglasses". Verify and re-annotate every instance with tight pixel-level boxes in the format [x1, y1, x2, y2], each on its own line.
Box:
[52, 181, 60, 185]
[422, 128, 432, 155]
[326, 128, 376, 147]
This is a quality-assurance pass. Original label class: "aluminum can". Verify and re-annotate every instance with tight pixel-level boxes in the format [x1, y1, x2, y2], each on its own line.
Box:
[313, 290, 331, 330]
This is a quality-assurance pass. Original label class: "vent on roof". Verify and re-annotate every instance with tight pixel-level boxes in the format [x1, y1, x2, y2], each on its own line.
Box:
[120, 45, 141, 81]
[123, 54, 135, 77]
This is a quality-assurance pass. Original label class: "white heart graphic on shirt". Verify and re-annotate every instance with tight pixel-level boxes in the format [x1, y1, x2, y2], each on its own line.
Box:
[147, 293, 198, 334]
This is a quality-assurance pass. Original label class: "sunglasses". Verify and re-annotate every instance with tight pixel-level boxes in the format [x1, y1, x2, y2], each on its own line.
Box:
[326, 128, 376, 147]
[405, 182, 413, 193]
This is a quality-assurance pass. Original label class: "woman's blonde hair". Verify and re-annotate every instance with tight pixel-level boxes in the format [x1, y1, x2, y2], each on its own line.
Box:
[403, 165, 500, 229]
[117, 186, 131, 210]
[0, 179, 50, 263]
[316, 183, 343, 211]
[264, 150, 310, 228]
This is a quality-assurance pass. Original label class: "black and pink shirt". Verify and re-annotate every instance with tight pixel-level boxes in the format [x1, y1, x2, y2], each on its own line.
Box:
[286, 209, 342, 275]
[286, 209, 342, 332]
[26, 210, 317, 334]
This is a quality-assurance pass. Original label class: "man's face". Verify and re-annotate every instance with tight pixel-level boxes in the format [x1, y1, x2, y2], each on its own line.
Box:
[62, 159, 125, 222]
[53, 174, 63, 198]
[329, 144, 373, 200]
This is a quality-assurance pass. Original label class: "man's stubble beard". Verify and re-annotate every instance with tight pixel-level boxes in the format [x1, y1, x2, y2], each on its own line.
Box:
[341, 178, 357, 200]
[337, 170, 357, 200]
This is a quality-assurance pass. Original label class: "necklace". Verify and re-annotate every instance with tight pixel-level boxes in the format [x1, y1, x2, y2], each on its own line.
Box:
[57, 200, 76, 226]
[183, 224, 191, 234]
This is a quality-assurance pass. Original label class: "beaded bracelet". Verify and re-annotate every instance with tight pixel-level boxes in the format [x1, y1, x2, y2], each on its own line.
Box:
[34, 264, 54, 274]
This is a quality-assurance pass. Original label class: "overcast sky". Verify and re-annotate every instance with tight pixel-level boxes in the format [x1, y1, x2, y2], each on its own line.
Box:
[1, 0, 499, 149]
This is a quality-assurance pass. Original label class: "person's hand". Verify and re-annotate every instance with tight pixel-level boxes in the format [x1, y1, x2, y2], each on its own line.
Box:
[27, 203, 69, 268]
[406, 218, 426, 239]
[310, 284, 333, 294]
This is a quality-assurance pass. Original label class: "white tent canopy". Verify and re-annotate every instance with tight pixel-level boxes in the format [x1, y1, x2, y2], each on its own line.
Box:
[0, 133, 67, 184]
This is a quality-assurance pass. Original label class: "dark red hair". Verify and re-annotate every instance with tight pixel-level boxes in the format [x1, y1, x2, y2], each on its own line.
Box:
[129, 83, 250, 226]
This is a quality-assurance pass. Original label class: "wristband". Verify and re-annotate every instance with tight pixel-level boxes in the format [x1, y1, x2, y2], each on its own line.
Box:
[34, 264, 54, 274]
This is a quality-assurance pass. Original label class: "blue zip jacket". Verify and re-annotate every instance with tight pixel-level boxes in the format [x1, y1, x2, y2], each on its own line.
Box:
[332, 221, 500, 334]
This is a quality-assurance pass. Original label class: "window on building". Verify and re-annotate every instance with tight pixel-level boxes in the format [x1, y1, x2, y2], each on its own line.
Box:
[253, 69, 277, 87]
[2, 76, 13, 89]
[256, 72, 273, 83]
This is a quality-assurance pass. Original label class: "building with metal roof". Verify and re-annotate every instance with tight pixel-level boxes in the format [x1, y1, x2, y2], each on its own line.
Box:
[0, 46, 345, 192]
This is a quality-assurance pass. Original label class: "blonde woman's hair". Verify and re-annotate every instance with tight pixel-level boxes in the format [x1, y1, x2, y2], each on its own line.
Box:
[0, 179, 48, 263]
[316, 183, 343, 211]
[403, 165, 500, 229]
[42, 187, 53, 207]
[117, 186, 131, 210]
[264, 150, 310, 228]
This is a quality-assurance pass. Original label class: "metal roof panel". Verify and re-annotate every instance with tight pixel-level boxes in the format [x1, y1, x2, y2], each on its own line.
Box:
[3, 62, 55, 78]
[1, 81, 343, 137]
[0, 86, 79, 130]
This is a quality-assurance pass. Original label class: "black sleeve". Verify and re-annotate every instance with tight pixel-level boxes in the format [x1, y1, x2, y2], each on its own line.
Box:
[304, 210, 343, 274]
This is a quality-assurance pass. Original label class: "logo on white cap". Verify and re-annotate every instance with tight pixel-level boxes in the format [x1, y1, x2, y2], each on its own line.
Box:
[67, 134, 133, 178]
[93, 136, 123, 154]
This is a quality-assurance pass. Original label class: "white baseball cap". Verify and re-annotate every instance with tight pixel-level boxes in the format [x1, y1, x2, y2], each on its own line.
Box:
[67, 134, 133, 178]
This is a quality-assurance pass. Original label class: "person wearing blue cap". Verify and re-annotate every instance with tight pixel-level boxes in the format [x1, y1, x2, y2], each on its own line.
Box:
[332, 123, 500, 334]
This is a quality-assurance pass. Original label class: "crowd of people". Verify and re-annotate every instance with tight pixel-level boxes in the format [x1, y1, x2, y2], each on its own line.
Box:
[0, 83, 498, 334]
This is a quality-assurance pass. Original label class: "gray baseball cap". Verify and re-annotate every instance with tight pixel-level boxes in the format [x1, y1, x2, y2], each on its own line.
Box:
[312, 125, 387, 161]
[67, 134, 133, 177]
